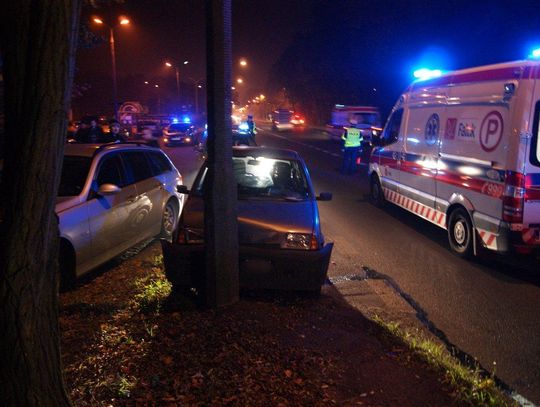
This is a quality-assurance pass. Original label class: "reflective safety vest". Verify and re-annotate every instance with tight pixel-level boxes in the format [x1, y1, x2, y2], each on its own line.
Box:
[341, 127, 362, 147]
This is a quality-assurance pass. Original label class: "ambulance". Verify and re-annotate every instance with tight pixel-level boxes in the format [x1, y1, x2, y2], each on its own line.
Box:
[369, 60, 540, 257]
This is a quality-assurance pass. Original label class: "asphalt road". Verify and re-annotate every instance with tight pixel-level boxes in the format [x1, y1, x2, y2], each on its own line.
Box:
[161, 126, 540, 404]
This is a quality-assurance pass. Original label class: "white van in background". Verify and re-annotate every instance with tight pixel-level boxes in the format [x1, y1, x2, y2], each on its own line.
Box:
[369, 60, 540, 257]
[327, 105, 381, 140]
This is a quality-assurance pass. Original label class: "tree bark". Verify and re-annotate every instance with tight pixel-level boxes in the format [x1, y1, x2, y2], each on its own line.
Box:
[0, 1, 81, 405]
[204, 0, 239, 307]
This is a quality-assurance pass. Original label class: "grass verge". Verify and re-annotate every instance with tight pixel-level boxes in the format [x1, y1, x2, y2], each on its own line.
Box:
[131, 257, 171, 313]
[372, 315, 516, 406]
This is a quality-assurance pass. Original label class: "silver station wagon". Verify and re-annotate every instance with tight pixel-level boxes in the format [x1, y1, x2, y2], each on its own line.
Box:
[57, 143, 183, 287]
[161, 146, 333, 295]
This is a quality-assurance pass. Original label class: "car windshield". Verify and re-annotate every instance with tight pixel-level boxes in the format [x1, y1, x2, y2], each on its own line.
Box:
[58, 155, 92, 196]
[234, 156, 310, 201]
[168, 123, 191, 132]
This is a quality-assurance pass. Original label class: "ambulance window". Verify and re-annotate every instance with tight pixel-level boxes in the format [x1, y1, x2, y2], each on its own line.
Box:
[532, 101, 540, 167]
[381, 108, 403, 145]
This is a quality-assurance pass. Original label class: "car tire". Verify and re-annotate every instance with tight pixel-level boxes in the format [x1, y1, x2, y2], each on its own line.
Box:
[370, 175, 385, 207]
[160, 199, 178, 241]
[448, 208, 474, 258]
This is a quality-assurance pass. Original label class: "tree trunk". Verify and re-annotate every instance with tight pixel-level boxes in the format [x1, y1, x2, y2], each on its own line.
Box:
[204, 0, 239, 307]
[0, 1, 81, 405]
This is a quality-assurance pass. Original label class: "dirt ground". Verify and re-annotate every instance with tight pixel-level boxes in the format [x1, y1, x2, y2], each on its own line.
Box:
[60, 241, 461, 406]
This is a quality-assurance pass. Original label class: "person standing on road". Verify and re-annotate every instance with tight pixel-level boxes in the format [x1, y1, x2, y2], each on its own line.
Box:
[341, 121, 362, 174]
[247, 114, 257, 145]
[75, 117, 104, 143]
[102, 120, 126, 143]
[141, 127, 160, 148]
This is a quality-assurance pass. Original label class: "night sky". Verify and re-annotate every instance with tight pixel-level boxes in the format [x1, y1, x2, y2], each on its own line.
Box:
[74, 0, 540, 118]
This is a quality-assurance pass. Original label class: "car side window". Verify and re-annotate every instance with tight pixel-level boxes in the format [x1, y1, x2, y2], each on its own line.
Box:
[147, 151, 172, 175]
[121, 151, 153, 183]
[381, 108, 403, 145]
[96, 154, 126, 187]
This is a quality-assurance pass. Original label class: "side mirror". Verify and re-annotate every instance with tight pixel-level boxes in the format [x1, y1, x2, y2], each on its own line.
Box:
[97, 183, 121, 196]
[177, 184, 190, 194]
[317, 192, 332, 201]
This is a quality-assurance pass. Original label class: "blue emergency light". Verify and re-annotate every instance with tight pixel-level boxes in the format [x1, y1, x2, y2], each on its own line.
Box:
[531, 48, 540, 59]
[182, 116, 191, 124]
[413, 68, 443, 81]
[171, 117, 179, 124]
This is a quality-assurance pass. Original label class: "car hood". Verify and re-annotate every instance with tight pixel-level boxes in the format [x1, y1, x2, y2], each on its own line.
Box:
[182, 196, 316, 245]
[55, 196, 82, 213]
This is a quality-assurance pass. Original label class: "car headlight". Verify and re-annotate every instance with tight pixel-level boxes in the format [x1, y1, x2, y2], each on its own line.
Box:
[283, 233, 318, 250]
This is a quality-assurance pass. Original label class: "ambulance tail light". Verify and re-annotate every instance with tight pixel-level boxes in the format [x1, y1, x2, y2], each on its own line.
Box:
[503, 171, 525, 223]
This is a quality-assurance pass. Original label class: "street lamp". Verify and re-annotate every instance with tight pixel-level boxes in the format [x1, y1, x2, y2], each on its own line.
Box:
[188, 77, 204, 114]
[165, 60, 189, 112]
[239, 58, 247, 67]
[93, 15, 130, 120]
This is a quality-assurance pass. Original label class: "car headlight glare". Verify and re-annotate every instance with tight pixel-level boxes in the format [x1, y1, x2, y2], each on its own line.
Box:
[284, 233, 313, 250]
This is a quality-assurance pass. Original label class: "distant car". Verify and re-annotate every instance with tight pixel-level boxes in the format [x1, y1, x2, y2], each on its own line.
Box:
[290, 114, 306, 127]
[137, 120, 162, 137]
[57, 143, 184, 288]
[272, 108, 294, 131]
[161, 146, 334, 295]
[162, 123, 198, 146]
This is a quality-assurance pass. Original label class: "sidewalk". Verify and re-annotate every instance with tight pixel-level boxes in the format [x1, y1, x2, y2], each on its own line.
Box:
[59, 241, 503, 406]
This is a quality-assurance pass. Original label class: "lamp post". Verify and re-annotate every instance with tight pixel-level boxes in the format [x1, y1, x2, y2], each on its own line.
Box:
[93, 16, 130, 120]
[188, 77, 204, 114]
[165, 60, 189, 113]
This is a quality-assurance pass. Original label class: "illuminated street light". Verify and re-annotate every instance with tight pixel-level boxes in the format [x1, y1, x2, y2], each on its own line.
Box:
[236, 78, 243, 84]
[239, 58, 247, 67]
[260, 94, 265, 100]
[165, 60, 190, 112]
[92, 15, 130, 119]
[231, 86, 236, 90]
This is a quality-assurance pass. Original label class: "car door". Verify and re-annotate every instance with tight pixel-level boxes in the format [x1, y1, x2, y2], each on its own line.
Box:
[375, 107, 404, 196]
[121, 150, 164, 240]
[86, 152, 138, 265]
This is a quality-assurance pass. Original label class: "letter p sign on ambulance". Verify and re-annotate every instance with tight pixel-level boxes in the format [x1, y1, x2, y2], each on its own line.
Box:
[480, 111, 503, 152]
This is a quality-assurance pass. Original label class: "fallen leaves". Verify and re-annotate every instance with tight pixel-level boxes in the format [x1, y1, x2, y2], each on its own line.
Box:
[59, 241, 459, 407]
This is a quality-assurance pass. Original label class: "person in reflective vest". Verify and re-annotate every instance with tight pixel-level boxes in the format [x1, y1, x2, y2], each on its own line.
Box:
[341, 122, 363, 174]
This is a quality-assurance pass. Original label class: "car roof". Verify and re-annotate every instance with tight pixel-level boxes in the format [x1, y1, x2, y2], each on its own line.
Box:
[232, 146, 301, 161]
[64, 142, 157, 158]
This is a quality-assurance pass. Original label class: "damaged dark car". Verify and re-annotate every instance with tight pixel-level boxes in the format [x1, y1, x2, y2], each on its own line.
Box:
[161, 146, 333, 295]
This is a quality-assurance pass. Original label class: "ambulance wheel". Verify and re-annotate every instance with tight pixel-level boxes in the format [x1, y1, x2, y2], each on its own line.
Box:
[370, 176, 385, 207]
[448, 208, 473, 258]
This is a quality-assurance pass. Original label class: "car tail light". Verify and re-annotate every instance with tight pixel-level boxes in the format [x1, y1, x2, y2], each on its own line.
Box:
[503, 171, 525, 223]
[356, 157, 362, 165]
[310, 235, 319, 250]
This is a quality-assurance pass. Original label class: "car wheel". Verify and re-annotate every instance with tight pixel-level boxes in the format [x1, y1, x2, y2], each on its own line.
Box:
[370, 175, 385, 207]
[448, 208, 473, 258]
[160, 200, 178, 240]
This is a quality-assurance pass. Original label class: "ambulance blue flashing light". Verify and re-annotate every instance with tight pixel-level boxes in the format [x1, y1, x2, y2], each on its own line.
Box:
[413, 68, 443, 81]
[530, 48, 540, 59]
[171, 117, 179, 124]
[182, 116, 191, 124]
